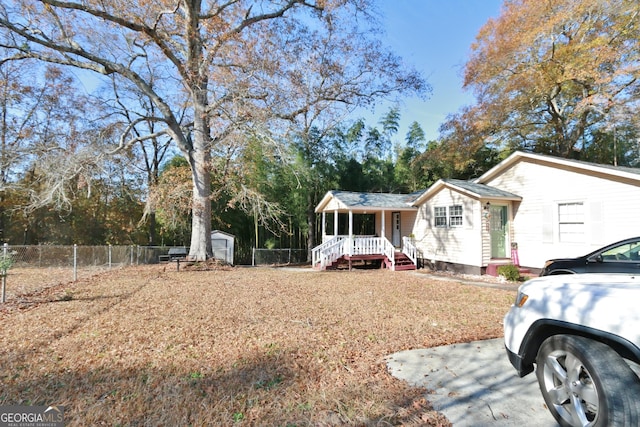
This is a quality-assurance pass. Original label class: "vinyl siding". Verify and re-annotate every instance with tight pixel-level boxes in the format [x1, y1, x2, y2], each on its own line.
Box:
[379, 211, 417, 243]
[484, 159, 640, 269]
[412, 188, 483, 267]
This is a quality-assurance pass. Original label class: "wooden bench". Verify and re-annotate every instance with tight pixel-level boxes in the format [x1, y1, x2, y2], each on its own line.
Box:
[160, 248, 189, 271]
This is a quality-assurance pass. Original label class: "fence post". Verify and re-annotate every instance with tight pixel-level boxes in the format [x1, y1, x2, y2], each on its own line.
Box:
[1, 243, 7, 303]
[131, 245, 134, 265]
[108, 244, 112, 269]
[252, 248, 255, 266]
[289, 248, 292, 264]
[73, 244, 78, 282]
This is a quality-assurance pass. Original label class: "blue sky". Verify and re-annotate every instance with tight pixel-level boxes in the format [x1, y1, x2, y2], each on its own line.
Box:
[369, 0, 504, 142]
[76, 1, 504, 143]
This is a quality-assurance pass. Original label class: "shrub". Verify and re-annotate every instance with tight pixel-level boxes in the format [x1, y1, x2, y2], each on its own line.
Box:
[0, 253, 13, 275]
[497, 264, 521, 282]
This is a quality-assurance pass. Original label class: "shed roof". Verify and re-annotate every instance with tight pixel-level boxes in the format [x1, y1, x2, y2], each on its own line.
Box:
[211, 230, 235, 239]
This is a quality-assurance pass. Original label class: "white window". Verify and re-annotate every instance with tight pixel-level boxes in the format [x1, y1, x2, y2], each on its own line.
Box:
[558, 202, 584, 242]
[449, 205, 463, 227]
[435, 206, 447, 227]
[434, 205, 463, 228]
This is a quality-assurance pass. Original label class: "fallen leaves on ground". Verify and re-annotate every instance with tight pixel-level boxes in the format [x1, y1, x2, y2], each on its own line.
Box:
[0, 266, 516, 426]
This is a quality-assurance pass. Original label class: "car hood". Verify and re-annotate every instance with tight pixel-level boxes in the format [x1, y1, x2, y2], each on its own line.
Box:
[546, 253, 593, 263]
[545, 257, 582, 263]
[523, 273, 639, 292]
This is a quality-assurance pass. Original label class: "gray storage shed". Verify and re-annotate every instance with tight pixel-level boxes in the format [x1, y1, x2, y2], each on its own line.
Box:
[211, 230, 234, 265]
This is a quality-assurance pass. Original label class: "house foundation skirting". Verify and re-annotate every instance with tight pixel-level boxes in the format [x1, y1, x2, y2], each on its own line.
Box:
[420, 259, 483, 276]
[420, 258, 541, 276]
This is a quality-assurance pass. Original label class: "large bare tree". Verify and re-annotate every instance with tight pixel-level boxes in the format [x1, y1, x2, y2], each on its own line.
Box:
[0, 0, 425, 260]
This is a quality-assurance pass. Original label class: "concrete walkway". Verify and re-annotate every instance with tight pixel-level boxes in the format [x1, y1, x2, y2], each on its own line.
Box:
[386, 338, 558, 426]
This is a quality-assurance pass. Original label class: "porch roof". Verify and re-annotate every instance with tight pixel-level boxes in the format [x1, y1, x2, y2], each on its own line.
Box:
[315, 190, 420, 213]
[412, 178, 522, 206]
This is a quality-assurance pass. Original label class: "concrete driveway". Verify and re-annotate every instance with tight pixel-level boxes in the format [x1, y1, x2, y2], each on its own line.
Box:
[385, 338, 558, 426]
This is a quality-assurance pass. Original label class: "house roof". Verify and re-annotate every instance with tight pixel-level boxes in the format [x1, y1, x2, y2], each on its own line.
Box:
[315, 190, 419, 213]
[475, 151, 640, 184]
[411, 178, 522, 206]
[316, 152, 640, 214]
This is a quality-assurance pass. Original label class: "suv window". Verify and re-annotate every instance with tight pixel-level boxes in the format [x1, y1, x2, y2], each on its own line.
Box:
[601, 241, 640, 261]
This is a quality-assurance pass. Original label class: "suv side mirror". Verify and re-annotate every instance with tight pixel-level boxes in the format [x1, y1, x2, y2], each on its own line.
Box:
[588, 254, 603, 263]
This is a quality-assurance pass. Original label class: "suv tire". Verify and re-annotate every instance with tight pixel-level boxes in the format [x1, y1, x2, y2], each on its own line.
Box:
[536, 335, 640, 427]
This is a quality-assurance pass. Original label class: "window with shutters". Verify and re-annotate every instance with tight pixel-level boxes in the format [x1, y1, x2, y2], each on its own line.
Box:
[558, 202, 584, 242]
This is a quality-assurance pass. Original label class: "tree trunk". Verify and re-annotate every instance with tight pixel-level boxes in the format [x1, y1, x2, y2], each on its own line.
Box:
[187, 146, 212, 260]
[187, 87, 213, 261]
[306, 191, 316, 262]
[147, 211, 157, 246]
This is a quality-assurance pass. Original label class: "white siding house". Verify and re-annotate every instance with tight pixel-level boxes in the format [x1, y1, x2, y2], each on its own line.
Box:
[314, 151, 640, 274]
[475, 152, 640, 270]
[409, 178, 521, 274]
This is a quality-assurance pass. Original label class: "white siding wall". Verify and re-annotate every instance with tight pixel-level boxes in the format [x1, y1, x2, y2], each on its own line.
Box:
[378, 211, 417, 243]
[412, 189, 483, 267]
[485, 160, 640, 269]
[325, 198, 347, 211]
[402, 211, 417, 241]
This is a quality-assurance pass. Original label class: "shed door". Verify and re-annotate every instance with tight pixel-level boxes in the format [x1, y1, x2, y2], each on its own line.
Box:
[392, 212, 401, 247]
[490, 205, 507, 258]
[212, 239, 228, 262]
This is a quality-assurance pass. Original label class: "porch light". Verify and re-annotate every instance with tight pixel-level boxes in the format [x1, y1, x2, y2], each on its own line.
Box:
[484, 201, 491, 211]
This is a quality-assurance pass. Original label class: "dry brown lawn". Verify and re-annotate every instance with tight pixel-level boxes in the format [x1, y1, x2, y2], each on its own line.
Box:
[0, 265, 516, 426]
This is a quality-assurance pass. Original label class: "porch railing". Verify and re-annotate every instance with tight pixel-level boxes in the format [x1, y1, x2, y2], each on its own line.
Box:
[382, 238, 396, 270]
[312, 236, 347, 270]
[402, 236, 418, 266]
[313, 236, 396, 270]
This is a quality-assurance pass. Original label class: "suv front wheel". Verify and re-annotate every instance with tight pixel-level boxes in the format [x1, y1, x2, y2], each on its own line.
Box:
[536, 335, 640, 427]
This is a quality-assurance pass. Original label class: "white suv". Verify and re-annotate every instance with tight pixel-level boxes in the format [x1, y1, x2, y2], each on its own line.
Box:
[504, 273, 640, 426]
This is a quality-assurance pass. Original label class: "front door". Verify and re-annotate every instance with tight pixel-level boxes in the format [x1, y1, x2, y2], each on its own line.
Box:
[490, 205, 508, 258]
[392, 212, 401, 247]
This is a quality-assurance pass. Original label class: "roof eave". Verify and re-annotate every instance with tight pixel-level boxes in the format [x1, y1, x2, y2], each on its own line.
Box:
[476, 151, 640, 184]
[314, 191, 335, 213]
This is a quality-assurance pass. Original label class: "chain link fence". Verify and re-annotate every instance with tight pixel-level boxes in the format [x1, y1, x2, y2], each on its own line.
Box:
[0, 244, 309, 303]
[252, 248, 308, 266]
[2, 244, 179, 268]
[0, 244, 184, 303]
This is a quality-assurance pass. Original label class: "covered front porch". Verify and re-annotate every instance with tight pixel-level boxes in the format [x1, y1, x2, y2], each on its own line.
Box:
[312, 191, 419, 271]
[312, 235, 417, 271]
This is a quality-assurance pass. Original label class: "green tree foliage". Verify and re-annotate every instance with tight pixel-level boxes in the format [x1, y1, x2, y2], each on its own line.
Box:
[395, 121, 426, 192]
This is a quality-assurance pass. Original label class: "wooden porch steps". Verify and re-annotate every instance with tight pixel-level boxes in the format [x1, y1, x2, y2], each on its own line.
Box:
[393, 252, 417, 271]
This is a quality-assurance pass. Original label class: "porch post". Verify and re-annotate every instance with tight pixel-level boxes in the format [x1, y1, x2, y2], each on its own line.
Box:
[381, 210, 386, 240]
[333, 209, 338, 237]
[322, 211, 326, 241]
[348, 210, 353, 256]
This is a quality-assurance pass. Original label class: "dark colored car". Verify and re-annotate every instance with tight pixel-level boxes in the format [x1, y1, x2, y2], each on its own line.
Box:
[540, 236, 640, 276]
